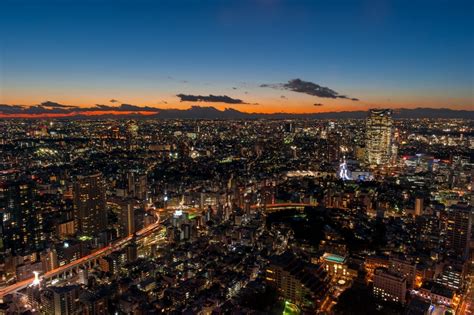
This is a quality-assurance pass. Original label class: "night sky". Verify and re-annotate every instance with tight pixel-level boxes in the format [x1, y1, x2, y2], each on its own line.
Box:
[0, 0, 473, 115]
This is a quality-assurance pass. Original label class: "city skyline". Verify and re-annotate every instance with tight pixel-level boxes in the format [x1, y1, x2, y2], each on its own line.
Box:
[0, 1, 472, 313]
[0, 116, 471, 314]
[1, 0, 473, 117]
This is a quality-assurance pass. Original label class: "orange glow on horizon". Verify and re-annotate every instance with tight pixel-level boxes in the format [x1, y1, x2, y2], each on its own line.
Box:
[0, 111, 158, 119]
[0, 94, 472, 118]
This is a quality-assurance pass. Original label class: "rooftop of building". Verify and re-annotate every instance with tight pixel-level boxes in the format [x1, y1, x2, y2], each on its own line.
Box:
[322, 253, 346, 264]
[420, 281, 455, 299]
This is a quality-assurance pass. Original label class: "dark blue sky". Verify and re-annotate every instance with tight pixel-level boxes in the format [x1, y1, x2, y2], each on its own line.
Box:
[0, 0, 472, 112]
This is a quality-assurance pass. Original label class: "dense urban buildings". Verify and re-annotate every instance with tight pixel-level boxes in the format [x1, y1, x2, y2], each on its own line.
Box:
[1, 0, 472, 313]
[0, 112, 472, 314]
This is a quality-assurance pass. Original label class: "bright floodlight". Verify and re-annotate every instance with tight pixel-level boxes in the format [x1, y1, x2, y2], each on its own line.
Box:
[31, 271, 41, 286]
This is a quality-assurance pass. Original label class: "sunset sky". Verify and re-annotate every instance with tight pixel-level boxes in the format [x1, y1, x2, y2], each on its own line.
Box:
[0, 0, 473, 116]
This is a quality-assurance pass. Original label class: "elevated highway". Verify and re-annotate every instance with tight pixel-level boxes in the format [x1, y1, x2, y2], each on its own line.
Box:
[0, 211, 161, 301]
[0, 202, 315, 300]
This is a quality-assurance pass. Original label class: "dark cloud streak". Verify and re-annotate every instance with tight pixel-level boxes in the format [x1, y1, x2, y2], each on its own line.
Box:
[260, 78, 359, 101]
[40, 101, 76, 108]
[176, 94, 248, 104]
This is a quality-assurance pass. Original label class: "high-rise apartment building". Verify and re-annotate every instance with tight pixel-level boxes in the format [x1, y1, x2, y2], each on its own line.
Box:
[266, 252, 329, 312]
[446, 203, 472, 258]
[365, 109, 393, 166]
[0, 179, 44, 253]
[73, 173, 107, 236]
[40, 285, 80, 315]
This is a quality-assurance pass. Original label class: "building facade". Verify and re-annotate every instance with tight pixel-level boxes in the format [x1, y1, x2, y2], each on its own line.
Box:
[0, 179, 44, 253]
[373, 268, 407, 305]
[266, 252, 329, 312]
[446, 203, 472, 258]
[73, 173, 107, 237]
[365, 109, 393, 166]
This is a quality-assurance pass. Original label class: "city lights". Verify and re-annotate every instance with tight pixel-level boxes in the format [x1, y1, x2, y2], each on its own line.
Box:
[0, 1, 471, 313]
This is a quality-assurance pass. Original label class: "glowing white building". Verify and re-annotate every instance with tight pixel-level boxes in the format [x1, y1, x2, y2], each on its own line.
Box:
[338, 159, 351, 180]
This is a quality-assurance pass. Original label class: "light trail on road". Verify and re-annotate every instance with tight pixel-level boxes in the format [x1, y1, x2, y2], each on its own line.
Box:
[0, 210, 161, 300]
[0, 202, 313, 300]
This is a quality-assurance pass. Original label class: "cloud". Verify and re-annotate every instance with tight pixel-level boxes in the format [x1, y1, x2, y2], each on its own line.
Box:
[176, 94, 248, 104]
[260, 78, 358, 101]
[110, 99, 120, 103]
[167, 76, 189, 84]
[313, 103, 324, 106]
[232, 87, 237, 90]
[281, 95, 287, 99]
[91, 104, 160, 112]
[0, 104, 70, 115]
[40, 101, 75, 108]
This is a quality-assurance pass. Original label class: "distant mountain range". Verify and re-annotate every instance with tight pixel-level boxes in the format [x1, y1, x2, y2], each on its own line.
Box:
[153, 106, 474, 119]
[0, 103, 473, 119]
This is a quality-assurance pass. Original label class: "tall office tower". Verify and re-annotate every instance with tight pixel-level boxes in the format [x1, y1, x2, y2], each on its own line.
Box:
[414, 197, 424, 216]
[0, 179, 44, 253]
[446, 203, 472, 258]
[284, 122, 294, 133]
[117, 199, 137, 237]
[126, 120, 139, 150]
[365, 109, 393, 166]
[326, 130, 341, 163]
[0, 211, 4, 254]
[73, 173, 107, 236]
[126, 170, 147, 200]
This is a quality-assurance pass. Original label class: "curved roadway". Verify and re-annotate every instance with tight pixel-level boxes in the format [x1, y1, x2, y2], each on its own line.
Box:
[0, 211, 161, 300]
[0, 202, 314, 299]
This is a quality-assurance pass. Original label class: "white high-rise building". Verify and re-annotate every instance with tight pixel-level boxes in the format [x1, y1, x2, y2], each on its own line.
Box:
[373, 268, 407, 305]
[366, 109, 393, 166]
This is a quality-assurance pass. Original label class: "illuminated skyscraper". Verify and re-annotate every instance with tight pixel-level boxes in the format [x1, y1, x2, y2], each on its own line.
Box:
[446, 203, 472, 258]
[365, 109, 393, 166]
[73, 173, 107, 236]
[126, 120, 139, 150]
[0, 179, 44, 253]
